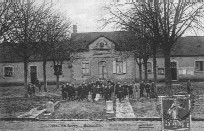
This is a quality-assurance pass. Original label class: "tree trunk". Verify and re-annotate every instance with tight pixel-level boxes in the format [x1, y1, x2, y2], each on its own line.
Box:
[153, 48, 157, 83]
[164, 50, 172, 96]
[133, 59, 137, 82]
[139, 63, 142, 81]
[56, 74, 60, 89]
[143, 59, 148, 83]
[23, 59, 28, 98]
[43, 60, 47, 92]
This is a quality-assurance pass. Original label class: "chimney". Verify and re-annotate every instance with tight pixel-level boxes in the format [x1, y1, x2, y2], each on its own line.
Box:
[73, 25, 77, 33]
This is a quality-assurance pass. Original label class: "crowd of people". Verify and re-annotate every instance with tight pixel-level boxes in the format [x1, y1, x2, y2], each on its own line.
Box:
[27, 78, 192, 101]
[60, 79, 158, 103]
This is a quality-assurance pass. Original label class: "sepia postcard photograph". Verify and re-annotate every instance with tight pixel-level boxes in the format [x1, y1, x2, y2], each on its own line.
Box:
[0, 0, 204, 130]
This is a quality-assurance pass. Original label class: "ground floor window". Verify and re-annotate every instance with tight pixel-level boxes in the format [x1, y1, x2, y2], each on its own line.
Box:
[82, 61, 90, 75]
[195, 61, 204, 71]
[143, 62, 152, 74]
[158, 68, 165, 75]
[116, 61, 123, 74]
[4, 66, 13, 77]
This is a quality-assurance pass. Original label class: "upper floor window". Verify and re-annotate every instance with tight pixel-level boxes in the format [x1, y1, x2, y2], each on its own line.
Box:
[82, 61, 90, 75]
[195, 61, 204, 71]
[4, 66, 14, 77]
[99, 42, 105, 48]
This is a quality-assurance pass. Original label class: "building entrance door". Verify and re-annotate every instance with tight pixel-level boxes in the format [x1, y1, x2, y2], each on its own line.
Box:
[170, 62, 177, 81]
[30, 66, 37, 84]
[98, 61, 107, 79]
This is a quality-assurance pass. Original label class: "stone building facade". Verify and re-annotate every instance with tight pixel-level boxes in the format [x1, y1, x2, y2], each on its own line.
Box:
[0, 31, 204, 85]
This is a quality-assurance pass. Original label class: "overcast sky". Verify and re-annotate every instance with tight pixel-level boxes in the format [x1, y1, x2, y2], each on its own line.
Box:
[36, 0, 113, 33]
[34, 0, 203, 36]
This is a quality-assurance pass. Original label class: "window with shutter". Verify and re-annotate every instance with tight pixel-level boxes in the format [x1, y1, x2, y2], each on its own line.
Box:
[113, 60, 116, 73]
[122, 60, 126, 74]
[82, 61, 90, 75]
[114, 60, 127, 74]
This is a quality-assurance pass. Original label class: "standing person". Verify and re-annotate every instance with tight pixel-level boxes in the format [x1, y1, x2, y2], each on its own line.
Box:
[128, 84, 133, 99]
[65, 83, 70, 100]
[104, 85, 109, 102]
[95, 85, 101, 101]
[101, 84, 105, 99]
[145, 81, 151, 98]
[79, 82, 86, 101]
[115, 82, 120, 96]
[123, 82, 129, 99]
[150, 82, 157, 98]
[96, 78, 101, 87]
[84, 83, 89, 102]
[35, 78, 41, 92]
[31, 83, 35, 96]
[69, 83, 75, 101]
[132, 82, 137, 99]
[27, 82, 33, 98]
[139, 81, 145, 98]
[107, 83, 112, 100]
[187, 80, 192, 94]
[117, 84, 123, 103]
[91, 83, 97, 102]
[77, 84, 83, 101]
[61, 84, 66, 100]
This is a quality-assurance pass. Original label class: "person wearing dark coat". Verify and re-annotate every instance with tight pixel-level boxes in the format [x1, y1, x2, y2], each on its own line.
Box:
[61, 84, 66, 100]
[104, 85, 109, 101]
[96, 79, 101, 86]
[115, 82, 119, 95]
[187, 80, 191, 94]
[107, 84, 112, 100]
[27, 82, 34, 98]
[101, 84, 105, 99]
[150, 82, 156, 98]
[123, 82, 129, 99]
[83, 83, 89, 101]
[139, 81, 145, 98]
[128, 84, 133, 98]
[35, 79, 41, 92]
[68, 83, 75, 101]
[87, 83, 92, 95]
[117, 84, 123, 102]
[77, 85, 83, 101]
[91, 83, 97, 102]
[145, 82, 151, 98]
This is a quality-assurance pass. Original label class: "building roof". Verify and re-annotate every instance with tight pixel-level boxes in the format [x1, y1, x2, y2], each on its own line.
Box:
[71, 31, 133, 51]
[71, 31, 204, 56]
[172, 36, 204, 56]
[0, 31, 204, 63]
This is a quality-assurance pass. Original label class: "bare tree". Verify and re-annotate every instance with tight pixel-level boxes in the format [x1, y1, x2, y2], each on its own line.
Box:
[33, 3, 53, 92]
[45, 13, 72, 89]
[0, 2, 15, 38]
[3, 1, 52, 97]
[102, 1, 204, 95]
[102, 6, 154, 83]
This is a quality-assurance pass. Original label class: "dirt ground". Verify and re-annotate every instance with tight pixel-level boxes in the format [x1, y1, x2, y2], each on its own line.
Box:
[38, 100, 115, 120]
[1, 82, 204, 119]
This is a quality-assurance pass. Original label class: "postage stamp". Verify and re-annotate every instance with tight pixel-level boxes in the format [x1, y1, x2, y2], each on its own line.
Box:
[161, 95, 192, 131]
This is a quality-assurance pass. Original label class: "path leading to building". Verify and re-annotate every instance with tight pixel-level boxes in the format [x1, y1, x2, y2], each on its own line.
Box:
[116, 98, 135, 118]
